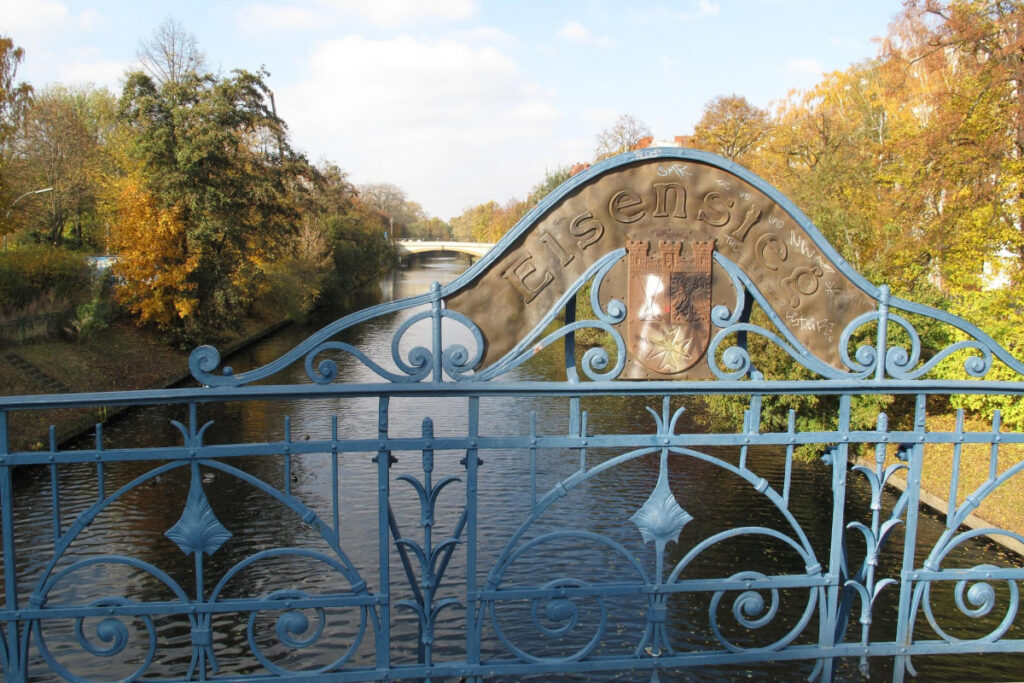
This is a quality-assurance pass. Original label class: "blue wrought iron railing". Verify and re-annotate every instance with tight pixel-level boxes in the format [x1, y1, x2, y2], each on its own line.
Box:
[2, 149, 1024, 681]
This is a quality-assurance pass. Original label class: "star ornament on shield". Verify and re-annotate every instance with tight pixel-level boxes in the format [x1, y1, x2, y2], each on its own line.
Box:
[627, 240, 714, 375]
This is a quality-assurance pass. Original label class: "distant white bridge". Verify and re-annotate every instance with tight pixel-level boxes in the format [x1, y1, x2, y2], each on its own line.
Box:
[395, 240, 495, 261]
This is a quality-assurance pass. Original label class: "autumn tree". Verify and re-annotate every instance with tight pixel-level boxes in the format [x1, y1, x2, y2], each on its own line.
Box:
[358, 182, 430, 238]
[0, 36, 31, 153]
[301, 163, 395, 308]
[881, 0, 1024, 291]
[0, 35, 33, 233]
[113, 66, 311, 343]
[594, 114, 651, 160]
[9, 86, 115, 246]
[691, 95, 771, 163]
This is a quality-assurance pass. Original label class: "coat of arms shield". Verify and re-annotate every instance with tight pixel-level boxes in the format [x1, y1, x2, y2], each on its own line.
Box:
[627, 240, 715, 375]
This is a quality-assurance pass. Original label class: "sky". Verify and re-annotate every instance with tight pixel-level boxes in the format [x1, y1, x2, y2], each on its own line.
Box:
[5, 0, 905, 220]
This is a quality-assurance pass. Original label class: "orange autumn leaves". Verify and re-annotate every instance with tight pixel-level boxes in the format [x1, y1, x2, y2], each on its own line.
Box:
[109, 175, 200, 327]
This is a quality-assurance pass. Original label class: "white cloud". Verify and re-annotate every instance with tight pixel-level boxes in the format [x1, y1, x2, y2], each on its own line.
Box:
[238, 4, 325, 34]
[75, 8, 103, 31]
[558, 21, 590, 43]
[697, 0, 719, 17]
[279, 35, 560, 218]
[238, 0, 477, 33]
[642, 1, 720, 23]
[450, 26, 517, 49]
[582, 108, 620, 127]
[787, 57, 824, 75]
[57, 47, 126, 89]
[556, 21, 613, 47]
[317, 0, 477, 27]
[0, 0, 70, 33]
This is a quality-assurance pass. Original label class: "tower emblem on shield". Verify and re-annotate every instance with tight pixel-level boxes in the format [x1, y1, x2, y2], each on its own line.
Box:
[627, 240, 715, 375]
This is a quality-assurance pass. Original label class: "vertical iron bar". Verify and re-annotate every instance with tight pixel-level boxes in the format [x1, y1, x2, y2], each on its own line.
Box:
[420, 417, 434, 671]
[284, 416, 292, 496]
[820, 393, 852, 682]
[783, 409, 795, 506]
[893, 393, 927, 683]
[465, 396, 481, 675]
[1, 410, 25, 682]
[579, 411, 587, 472]
[49, 426, 60, 542]
[569, 396, 581, 437]
[529, 411, 537, 512]
[95, 423, 104, 500]
[989, 410, 1001, 483]
[740, 409, 750, 471]
[375, 396, 391, 673]
[332, 415, 340, 544]
[564, 294, 577, 381]
[431, 282, 443, 382]
[741, 386, 762, 472]
[948, 410, 964, 525]
[875, 285, 889, 380]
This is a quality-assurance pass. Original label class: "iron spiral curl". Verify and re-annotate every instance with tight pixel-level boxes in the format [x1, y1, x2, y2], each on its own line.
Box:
[919, 563, 1019, 644]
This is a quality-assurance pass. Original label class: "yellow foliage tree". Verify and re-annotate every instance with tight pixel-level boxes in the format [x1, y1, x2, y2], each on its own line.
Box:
[108, 174, 199, 328]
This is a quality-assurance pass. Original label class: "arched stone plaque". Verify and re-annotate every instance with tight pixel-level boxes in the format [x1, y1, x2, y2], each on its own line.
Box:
[445, 150, 876, 379]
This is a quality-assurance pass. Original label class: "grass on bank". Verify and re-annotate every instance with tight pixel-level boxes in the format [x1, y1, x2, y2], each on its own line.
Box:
[1, 320, 190, 451]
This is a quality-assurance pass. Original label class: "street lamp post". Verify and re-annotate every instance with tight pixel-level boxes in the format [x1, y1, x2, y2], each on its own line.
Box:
[4, 186, 54, 251]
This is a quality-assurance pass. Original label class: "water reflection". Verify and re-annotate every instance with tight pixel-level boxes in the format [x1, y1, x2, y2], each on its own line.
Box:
[9, 254, 1024, 681]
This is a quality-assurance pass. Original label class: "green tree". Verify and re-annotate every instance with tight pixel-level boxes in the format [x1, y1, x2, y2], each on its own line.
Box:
[527, 166, 571, 205]
[292, 161, 395, 312]
[114, 66, 311, 343]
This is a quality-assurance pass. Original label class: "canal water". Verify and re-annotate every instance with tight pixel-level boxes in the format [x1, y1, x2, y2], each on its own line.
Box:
[8, 255, 1024, 681]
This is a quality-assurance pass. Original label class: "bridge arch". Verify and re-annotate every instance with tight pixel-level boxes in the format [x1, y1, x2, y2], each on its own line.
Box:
[394, 240, 494, 265]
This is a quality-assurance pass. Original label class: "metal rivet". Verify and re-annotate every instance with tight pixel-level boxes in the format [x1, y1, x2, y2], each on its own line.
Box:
[190, 450, 196, 458]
